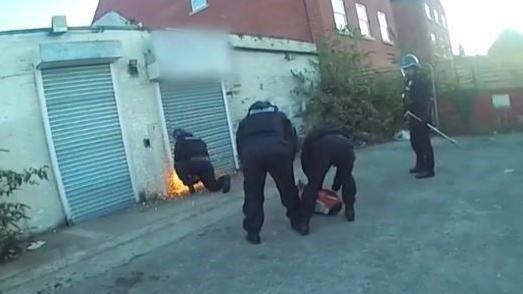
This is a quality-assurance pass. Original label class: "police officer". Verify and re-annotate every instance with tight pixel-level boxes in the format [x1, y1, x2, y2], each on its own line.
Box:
[300, 125, 357, 233]
[401, 54, 435, 179]
[236, 101, 305, 244]
[173, 129, 231, 194]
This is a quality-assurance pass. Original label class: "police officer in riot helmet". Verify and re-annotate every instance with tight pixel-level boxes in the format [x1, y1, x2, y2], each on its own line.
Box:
[300, 125, 357, 234]
[236, 101, 306, 244]
[172, 129, 231, 194]
[401, 54, 435, 179]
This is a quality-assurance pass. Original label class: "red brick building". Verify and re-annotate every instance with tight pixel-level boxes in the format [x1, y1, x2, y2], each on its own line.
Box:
[391, 0, 452, 63]
[93, 0, 399, 68]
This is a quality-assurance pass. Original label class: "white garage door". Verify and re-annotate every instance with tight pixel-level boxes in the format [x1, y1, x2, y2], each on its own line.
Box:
[42, 64, 135, 222]
[159, 80, 236, 175]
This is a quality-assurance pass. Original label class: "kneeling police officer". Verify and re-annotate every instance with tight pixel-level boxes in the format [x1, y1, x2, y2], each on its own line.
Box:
[173, 129, 231, 194]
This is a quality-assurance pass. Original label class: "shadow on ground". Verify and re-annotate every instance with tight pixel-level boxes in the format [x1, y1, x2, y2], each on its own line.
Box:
[30, 134, 523, 293]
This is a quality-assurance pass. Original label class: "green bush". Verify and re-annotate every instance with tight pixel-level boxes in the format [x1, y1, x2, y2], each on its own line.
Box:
[0, 157, 48, 261]
[292, 36, 404, 143]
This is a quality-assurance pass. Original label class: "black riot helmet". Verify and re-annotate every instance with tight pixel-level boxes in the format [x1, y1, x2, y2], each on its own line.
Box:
[172, 128, 193, 140]
[247, 100, 279, 115]
[401, 54, 421, 70]
[400, 54, 421, 78]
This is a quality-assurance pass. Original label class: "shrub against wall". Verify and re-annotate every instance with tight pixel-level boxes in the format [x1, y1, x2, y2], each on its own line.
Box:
[292, 35, 404, 143]
[0, 155, 48, 261]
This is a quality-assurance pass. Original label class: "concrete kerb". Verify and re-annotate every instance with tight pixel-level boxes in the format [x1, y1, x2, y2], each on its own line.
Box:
[1, 192, 243, 293]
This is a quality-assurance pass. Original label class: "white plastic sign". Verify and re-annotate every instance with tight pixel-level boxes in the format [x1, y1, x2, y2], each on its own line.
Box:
[492, 94, 511, 109]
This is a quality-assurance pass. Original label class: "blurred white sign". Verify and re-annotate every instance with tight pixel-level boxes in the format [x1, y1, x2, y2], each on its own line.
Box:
[149, 29, 231, 80]
[492, 94, 511, 109]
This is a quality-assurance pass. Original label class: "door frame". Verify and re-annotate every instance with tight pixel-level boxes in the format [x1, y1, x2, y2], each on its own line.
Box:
[34, 66, 72, 222]
[220, 81, 239, 169]
[154, 80, 240, 173]
[154, 81, 175, 172]
[109, 63, 139, 202]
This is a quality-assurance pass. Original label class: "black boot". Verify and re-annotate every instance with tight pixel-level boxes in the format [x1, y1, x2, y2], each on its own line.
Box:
[415, 169, 435, 179]
[291, 218, 309, 236]
[246, 232, 261, 245]
[409, 166, 423, 174]
[345, 206, 355, 222]
[221, 175, 231, 193]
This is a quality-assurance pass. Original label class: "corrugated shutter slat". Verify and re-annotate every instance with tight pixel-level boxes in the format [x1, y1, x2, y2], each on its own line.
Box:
[160, 80, 235, 174]
[43, 64, 135, 222]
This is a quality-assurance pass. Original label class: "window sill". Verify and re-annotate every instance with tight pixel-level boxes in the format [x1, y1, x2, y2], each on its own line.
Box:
[190, 4, 208, 16]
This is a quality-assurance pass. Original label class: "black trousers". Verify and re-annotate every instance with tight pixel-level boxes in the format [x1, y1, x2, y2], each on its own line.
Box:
[241, 148, 300, 234]
[175, 159, 225, 192]
[409, 121, 435, 171]
[301, 148, 356, 220]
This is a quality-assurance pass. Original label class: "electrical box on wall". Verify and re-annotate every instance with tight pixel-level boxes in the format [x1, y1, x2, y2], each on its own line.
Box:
[51, 16, 68, 34]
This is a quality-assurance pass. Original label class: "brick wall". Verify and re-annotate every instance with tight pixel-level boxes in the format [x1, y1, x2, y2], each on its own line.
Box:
[439, 89, 523, 134]
[95, 0, 399, 67]
[391, 0, 450, 63]
[94, 0, 313, 42]
[391, 0, 431, 61]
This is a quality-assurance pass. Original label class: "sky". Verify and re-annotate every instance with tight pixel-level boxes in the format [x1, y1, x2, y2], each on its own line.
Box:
[442, 0, 523, 55]
[0, 0, 522, 56]
[0, 0, 99, 31]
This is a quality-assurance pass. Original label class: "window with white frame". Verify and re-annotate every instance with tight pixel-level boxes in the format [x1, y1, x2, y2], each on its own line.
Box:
[441, 13, 447, 27]
[331, 0, 348, 31]
[434, 10, 440, 24]
[356, 3, 371, 37]
[190, 0, 207, 12]
[430, 33, 437, 46]
[377, 11, 392, 43]
[425, 3, 432, 19]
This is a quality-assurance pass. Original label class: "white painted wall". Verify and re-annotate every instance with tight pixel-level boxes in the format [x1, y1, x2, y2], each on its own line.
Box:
[0, 37, 65, 231]
[0, 29, 168, 233]
[0, 33, 66, 232]
[227, 35, 318, 133]
[0, 29, 317, 233]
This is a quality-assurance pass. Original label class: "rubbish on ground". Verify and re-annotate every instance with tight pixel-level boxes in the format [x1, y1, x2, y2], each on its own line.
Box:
[395, 130, 410, 141]
[504, 169, 515, 174]
[27, 240, 46, 251]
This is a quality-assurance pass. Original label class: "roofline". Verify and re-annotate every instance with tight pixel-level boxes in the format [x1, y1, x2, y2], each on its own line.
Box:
[0, 26, 149, 36]
[92, 0, 104, 24]
[92, 9, 132, 26]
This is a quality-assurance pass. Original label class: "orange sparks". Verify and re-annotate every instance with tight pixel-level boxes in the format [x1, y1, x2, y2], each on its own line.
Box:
[165, 169, 204, 198]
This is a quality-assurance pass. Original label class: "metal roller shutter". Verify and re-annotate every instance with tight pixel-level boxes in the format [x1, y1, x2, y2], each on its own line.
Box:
[42, 64, 135, 222]
[159, 80, 235, 174]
